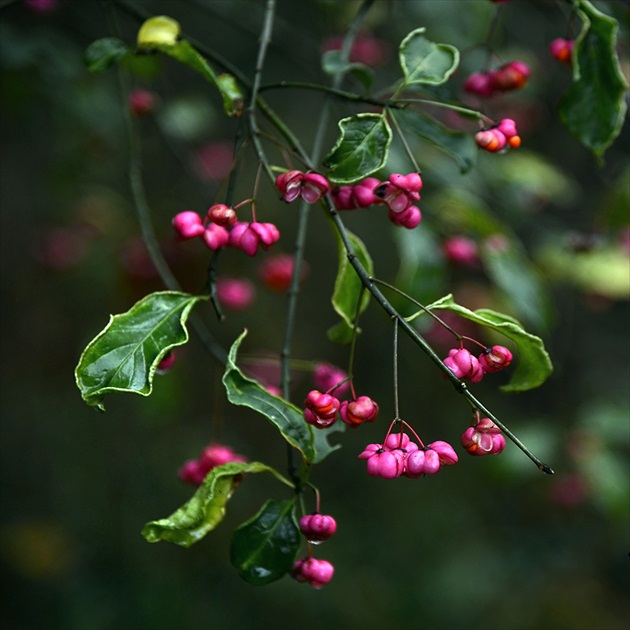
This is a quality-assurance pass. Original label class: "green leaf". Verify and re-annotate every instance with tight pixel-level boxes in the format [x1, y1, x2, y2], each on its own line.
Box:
[398, 28, 459, 86]
[414, 295, 553, 392]
[321, 50, 374, 92]
[151, 40, 243, 117]
[230, 499, 300, 585]
[75, 291, 207, 411]
[323, 113, 392, 184]
[558, 0, 628, 160]
[142, 462, 292, 548]
[392, 108, 477, 173]
[327, 229, 374, 344]
[137, 15, 181, 47]
[223, 331, 340, 464]
[83, 38, 130, 73]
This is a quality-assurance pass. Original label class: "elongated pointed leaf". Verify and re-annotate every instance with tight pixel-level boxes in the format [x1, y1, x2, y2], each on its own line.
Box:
[559, 0, 628, 160]
[328, 229, 373, 344]
[399, 28, 459, 86]
[230, 499, 299, 585]
[323, 113, 392, 184]
[223, 331, 340, 464]
[75, 291, 207, 411]
[142, 462, 292, 548]
[84, 37, 130, 73]
[392, 108, 477, 173]
[411, 295, 552, 392]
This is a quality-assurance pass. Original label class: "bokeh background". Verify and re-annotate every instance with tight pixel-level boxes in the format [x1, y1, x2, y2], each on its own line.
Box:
[1, 1, 628, 629]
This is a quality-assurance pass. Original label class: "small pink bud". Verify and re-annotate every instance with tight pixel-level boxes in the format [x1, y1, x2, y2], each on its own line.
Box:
[199, 443, 247, 469]
[275, 170, 304, 202]
[299, 514, 337, 543]
[302, 172, 330, 203]
[491, 61, 530, 91]
[550, 38, 574, 63]
[178, 460, 208, 486]
[216, 277, 255, 311]
[352, 177, 382, 207]
[172, 211, 205, 240]
[128, 88, 157, 116]
[496, 118, 518, 139]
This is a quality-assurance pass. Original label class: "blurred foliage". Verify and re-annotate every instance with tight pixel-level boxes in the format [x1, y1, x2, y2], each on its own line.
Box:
[1, 1, 628, 629]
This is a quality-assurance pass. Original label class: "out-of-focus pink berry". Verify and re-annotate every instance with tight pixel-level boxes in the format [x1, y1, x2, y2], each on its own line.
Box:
[128, 88, 157, 116]
[172, 211, 205, 240]
[216, 277, 255, 311]
[193, 142, 234, 182]
[178, 459, 208, 485]
[304, 390, 340, 428]
[199, 443, 247, 470]
[156, 350, 176, 373]
[491, 61, 530, 91]
[549, 38, 574, 63]
[207, 204, 237, 227]
[299, 514, 337, 544]
[292, 557, 334, 588]
[463, 72, 495, 97]
[443, 236, 480, 266]
[258, 254, 308, 292]
[313, 363, 350, 398]
[479, 345, 513, 373]
[340, 396, 379, 427]
[444, 348, 484, 383]
[202, 223, 229, 250]
[25, 0, 58, 13]
[323, 34, 390, 67]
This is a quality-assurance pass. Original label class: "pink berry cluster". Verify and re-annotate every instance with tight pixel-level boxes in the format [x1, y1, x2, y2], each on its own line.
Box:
[443, 344, 513, 384]
[292, 513, 337, 588]
[358, 425, 458, 479]
[463, 61, 531, 98]
[549, 38, 574, 64]
[303, 390, 379, 429]
[178, 442, 247, 486]
[461, 416, 506, 456]
[332, 173, 423, 229]
[475, 118, 521, 153]
[172, 203, 279, 257]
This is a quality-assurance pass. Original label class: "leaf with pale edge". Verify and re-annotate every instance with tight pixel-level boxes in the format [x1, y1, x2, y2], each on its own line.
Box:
[142, 462, 293, 548]
[230, 499, 300, 585]
[392, 108, 477, 173]
[559, 0, 628, 160]
[84, 38, 130, 73]
[223, 331, 340, 464]
[143, 40, 243, 117]
[409, 294, 553, 392]
[75, 291, 207, 411]
[399, 28, 459, 86]
[323, 113, 392, 184]
[328, 229, 374, 344]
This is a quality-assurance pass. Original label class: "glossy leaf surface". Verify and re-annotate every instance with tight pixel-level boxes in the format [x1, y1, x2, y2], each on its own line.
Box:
[230, 499, 299, 585]
[323, 113, 392, 184]
[142, 462, 292, 548]
[559, 0, 628, 160]
[412, 295, 553, 392]
[75, 291, 206, 411]
[398, 28, 459, 86]
[328, 229, 373, 344]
